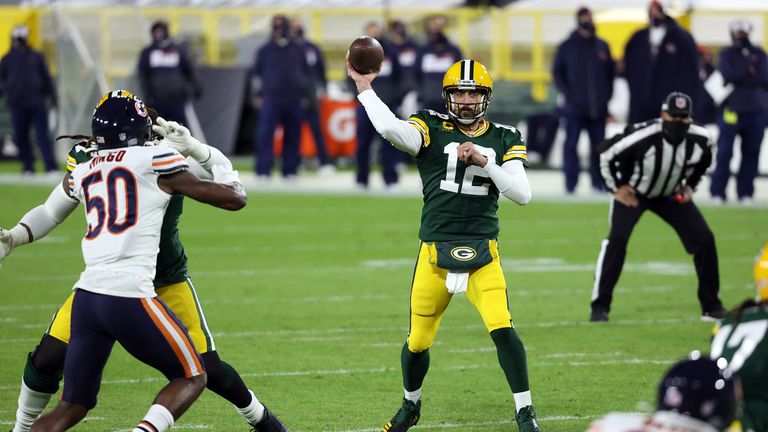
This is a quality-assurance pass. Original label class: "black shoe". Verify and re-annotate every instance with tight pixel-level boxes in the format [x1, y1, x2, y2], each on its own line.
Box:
[382, 398, 421, 432]
[701, 306, 726, 322]
[250, 407, 288, 432]
[515, 405, 542, 432]
[590, 308, 609, 322]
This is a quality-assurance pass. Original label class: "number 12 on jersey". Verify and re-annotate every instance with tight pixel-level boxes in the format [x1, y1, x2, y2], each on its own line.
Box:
[439, 142, 496, 196]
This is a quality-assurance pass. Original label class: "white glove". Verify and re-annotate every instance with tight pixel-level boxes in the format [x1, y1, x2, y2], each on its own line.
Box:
[212, 165, 246, 197]
[0, 228, 15, 266]
[212, 165, 242, 186]
[152, 117, 210, 162]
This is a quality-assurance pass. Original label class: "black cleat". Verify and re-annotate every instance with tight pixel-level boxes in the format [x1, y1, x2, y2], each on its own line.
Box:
[701, 306, 726, 322]
[515, 405, 542, 432]
[382, 398, 421, 432]
[590, 308, 609, 322]
[250, 406, 288, 432]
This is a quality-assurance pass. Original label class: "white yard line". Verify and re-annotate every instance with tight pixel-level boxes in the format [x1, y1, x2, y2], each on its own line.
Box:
[0, 358, 675, 391]
[326, 416, 596, 432]
[0, 317, 703, 345]
[1, 414, 596, 431]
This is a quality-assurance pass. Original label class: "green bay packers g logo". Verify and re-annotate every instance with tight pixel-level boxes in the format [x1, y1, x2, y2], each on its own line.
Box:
[450, 246, 477, 261]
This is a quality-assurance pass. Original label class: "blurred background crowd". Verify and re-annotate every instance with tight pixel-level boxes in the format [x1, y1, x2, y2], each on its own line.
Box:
[0, 0, 766, 202]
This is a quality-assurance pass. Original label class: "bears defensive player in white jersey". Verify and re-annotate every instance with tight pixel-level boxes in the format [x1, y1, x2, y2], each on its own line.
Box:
[0, 106, 288, 430]
[10, 90, 246, 432]
[587, 356, 736, 432]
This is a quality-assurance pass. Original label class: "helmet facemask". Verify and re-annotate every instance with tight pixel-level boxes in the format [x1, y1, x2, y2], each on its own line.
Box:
[443, 85, 491, 125]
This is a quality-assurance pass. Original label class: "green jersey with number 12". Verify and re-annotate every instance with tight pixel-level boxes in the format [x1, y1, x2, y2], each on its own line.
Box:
[408, 109, 527, 242]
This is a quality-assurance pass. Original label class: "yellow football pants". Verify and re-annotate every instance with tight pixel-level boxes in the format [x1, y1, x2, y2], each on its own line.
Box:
[407, 240, 512, 353]
[47, 278, 215, 354]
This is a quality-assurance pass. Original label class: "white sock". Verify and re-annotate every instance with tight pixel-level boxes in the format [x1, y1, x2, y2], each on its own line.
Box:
[13, 380, 53, 432]
[404, 387, 422, 403]
[513, 390, 532, 413]
[133, 404, 174, 432]
[235, 390, 266, 426]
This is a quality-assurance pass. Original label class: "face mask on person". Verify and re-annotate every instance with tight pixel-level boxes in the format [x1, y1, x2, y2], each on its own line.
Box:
[733, 35, 751, 48]
[578, 21, 595, 35]
[273, 26, 290, 46]
[650, 16, 665, 27]
[429, 31, 448, 46]
[662, 120, 690, 144]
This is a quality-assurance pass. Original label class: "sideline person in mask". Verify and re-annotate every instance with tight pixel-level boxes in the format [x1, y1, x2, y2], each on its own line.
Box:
[137, 20, 201, 125]
[352, 22, 403, 189]
[252, 15, 309, 180]
[623, 1, 699, 124]
[415, 15, 462, 113]
[552, 6, 615, 194]
[0, 24, 58, 175]
[709, 19, 768, 206]
[589, 92, 724, 323]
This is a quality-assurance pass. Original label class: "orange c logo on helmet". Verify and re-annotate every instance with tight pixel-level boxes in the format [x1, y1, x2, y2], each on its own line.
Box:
[135, 101, 148, 117]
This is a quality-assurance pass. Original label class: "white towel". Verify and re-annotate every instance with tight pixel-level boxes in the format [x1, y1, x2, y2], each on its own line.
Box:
[446, 272, 469, 295]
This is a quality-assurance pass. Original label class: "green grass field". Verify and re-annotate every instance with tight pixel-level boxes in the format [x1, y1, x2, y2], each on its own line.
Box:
[0, 183, 764, 432]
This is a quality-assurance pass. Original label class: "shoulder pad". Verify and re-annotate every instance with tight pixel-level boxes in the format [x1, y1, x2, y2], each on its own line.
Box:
[66, 141, 95, 172]
[424, 109, 450, 121]
[493, 122, 520, 135]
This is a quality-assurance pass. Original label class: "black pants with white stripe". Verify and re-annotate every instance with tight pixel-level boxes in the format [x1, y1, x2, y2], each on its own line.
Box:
[591, 197, 722, 315]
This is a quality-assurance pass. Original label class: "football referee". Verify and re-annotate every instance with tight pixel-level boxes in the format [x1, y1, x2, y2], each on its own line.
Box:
[590, 92, 725, 322]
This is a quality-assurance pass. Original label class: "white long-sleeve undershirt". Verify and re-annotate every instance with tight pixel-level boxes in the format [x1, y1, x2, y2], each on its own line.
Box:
[357, 89, 422, 156]
[8, 182, 79, 246]
[483, 159, 532, 205]
[357, 88, 532, 205]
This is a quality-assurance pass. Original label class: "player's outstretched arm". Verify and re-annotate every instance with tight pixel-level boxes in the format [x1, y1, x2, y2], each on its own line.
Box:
[0, 175, 79, 264]
[158, 169, 246, 211]
[347, 57, 422, 156]
[152, 117, 234, 173]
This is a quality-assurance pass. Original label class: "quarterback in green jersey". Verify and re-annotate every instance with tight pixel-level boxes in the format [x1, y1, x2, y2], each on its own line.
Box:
[348, 58, 540, 432]
[0, 116, 287, 432]
[710, 244, 768, 432]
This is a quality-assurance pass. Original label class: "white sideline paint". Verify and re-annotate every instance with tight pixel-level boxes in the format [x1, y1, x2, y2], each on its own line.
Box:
[0, 317, 702, 345]
[2, 258, 695, 284]
[3, 169, 767, 205]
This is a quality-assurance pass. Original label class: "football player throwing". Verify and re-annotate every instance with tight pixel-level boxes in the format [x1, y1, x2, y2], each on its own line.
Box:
[348, 58, 539, 432]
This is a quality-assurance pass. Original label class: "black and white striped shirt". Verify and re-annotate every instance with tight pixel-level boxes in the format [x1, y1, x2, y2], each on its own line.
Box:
[599, 120, 714, 198]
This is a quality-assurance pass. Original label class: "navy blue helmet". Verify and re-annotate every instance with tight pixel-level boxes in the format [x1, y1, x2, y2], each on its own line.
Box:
[657, 357, 736, 431]
[92, 90, 152, 150]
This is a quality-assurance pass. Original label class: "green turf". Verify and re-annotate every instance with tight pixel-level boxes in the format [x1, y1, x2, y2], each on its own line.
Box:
[0, 184, 763, 431]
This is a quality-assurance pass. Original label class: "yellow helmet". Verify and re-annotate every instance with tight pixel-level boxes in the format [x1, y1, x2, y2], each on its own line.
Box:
[442, 59, 493, 124]
[756, 244, 768, 302]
